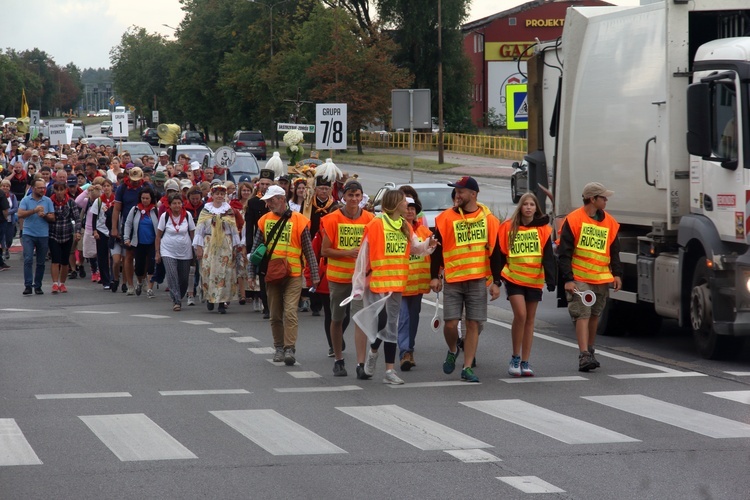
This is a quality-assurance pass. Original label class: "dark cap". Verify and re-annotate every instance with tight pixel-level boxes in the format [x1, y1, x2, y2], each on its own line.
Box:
[315, 176, 331, 187]
[448, 176, 479, 192]
[63, 165, 72, 172]
[342, 180, 363, 194]
[67, 175, 78, 186]
[259, 169, 274, 181]
[238, 175, 252, 184]
[277, 175, 291, 183]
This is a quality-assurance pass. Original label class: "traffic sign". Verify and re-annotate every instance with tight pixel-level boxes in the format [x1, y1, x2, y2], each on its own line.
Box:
[129, 105, 135, 112]
[506, 83, 528, 130]
[152, 110, 159, 124]
[111, 113, 128, 138]
[277, 123, 315, 133]
[214, 147, 236, 168]
[316, 104, 347, 150]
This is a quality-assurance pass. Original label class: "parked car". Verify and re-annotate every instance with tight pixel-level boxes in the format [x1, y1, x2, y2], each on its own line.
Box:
[2, 117, 18, 127]
[85, 136, 116, 148]
[72, 120, 85, 133]
[100, 120, 112, 134]
[166, 144, 213, 166]
[96, 109, 110, 117]
[510, 160, 528, 203]
[141, 127, 159, 146]
[180, 130, 207, 145]
[71, 127, 86, 144]
[370, 182, 455, 229]
[230, 130, 266, 160]
[117, 141, 155, 157]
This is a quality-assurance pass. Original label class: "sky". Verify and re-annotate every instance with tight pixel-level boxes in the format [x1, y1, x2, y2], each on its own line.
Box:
[0, 0, 641, 70]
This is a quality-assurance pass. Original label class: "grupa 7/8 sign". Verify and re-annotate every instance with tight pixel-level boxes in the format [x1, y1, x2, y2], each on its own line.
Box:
[316, 103, 347, 150]
[111, 113, 128, 138]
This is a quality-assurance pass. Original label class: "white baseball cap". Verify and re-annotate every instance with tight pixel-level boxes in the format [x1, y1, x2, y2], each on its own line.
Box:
[261, 185, 286, 200]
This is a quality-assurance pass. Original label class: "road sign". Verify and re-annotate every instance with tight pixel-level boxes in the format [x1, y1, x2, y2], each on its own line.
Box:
[152, 110, 159, 124]
[109, 97, 115, 105]
[506, 83, 528, 130]
[277, 123, 315, 133]
[129, 105, 135, 112]
[112, 113, 128, 138]
[48, 121, 67, 146]
[316, 104, 347, 150]
[214, 147, 236, 168]
[391, 89, 431, 130]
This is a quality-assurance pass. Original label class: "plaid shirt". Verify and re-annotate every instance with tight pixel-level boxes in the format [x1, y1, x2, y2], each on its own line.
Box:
[49, 198, 81, 243]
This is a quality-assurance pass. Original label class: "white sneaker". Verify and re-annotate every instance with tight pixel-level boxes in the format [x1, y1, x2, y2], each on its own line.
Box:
[253, 297, 262, 312]
[382, 369, 404, 385]
[187, 296, 195, 306]
[508, 356, 521, 377]
[364, 349, 379, 376]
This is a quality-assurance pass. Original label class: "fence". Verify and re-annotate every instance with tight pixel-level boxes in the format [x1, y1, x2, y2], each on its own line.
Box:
[353, 131, 527, 161]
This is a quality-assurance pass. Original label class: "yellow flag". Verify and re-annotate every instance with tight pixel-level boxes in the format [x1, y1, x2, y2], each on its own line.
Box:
[21, 88, 29, 118]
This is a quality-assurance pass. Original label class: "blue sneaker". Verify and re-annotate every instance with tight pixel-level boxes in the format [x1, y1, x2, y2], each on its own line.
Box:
[461, 367, 479, 383]
[508, 355, 521, 377]
[520, 361, 534, 377]
[443, 350, 458, 374]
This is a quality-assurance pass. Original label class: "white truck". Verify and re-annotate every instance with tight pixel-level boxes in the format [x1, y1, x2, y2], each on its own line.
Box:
[525, 0, 750, 358]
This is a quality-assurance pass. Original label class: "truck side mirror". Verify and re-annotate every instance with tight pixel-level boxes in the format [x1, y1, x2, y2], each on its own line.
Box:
[686, 83, 712, 158]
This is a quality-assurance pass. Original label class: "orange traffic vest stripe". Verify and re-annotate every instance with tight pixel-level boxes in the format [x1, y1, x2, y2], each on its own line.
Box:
[404, 224, 433, 296]
[498, 221, 552, 289]
[565, 206, 619, 284]
[258, 211, 310, 277]
[320, 209, 374, 283]
[365, 216, 411, 294]
[435, 206, 500, 283]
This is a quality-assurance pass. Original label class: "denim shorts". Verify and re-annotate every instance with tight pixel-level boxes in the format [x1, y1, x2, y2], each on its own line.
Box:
[443, 278, 488, 322]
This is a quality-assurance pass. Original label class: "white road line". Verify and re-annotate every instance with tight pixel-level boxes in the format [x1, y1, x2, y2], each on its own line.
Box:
[583, 394, 750, 438]
[725, 371, 750, 376]
[211, 409, 346, 456]
[36, 392, 132, 400]
[704, 390, 750, 405]
[230, 336, 259, 343]
[209, 327, 237, 334]
[73, 311, 119, 314]
[610, 372, 708, 380]
[502, 376, 588, 384]
[287, 371, 321, 379]
[1, 308, 42, 312]
[337, 404, 491, 451]
[275, 386, 361, 393]
[444, 449, 501, 463]
[158, 389, 250, 396]
[79, 414, 197, 461]
[249, 347, 276, 354]
[462, 399, 638, 444]
[497, 476, 565, 494]
[0, 419, 42, 466]
[181, 320, 212, 325]
[131, 314, 171, 319]
[387, 381, 482, 389]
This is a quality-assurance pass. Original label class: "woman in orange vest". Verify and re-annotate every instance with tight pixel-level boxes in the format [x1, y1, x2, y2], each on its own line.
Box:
[352, 189, 436, 384]
[498, 192, 556, 377]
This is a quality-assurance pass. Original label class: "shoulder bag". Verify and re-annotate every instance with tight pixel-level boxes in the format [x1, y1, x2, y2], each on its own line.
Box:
[259, 211, 291, 284]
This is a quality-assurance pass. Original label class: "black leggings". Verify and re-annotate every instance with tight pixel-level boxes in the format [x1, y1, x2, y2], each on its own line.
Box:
[371, 339, 396, 364]
[320, 293, 350, 349]
[134, 243, 155, 277]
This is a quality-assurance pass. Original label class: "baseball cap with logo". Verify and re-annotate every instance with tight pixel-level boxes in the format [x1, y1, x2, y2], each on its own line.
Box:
[448, 176, 479, 192]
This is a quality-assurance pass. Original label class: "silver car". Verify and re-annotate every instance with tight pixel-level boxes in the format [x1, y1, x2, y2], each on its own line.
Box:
[371, 182, 455, 229]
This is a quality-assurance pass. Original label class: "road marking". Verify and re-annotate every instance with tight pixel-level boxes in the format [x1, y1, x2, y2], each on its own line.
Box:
[231, 336, 259, 343]
[337, 404, 491, 451]
[502, 376, 588, 384]
[211, 409, 346, 455]
[445, 449, 501, 463]
[497, 476, 565, 494]
[249, 347, 276, 354]
[0, 419, 42, 466]
[386, 381, 482, 389]
[181, 320, 212, 325]
[275, 386, 361, 393]
[725, 371, 750, 376]
[36, 392, 132, 400]
[131, 314, 171, 319]
[79, 414, 197, 461]
[209, 327, 237, 334]
[462, 399, 638, 444]
[583, 394, 750, 438]
[705, 390, 750, 405]
[610, 372, 708, 379]
[287, 371, 321, 379]
[73, 311, 119, 314]
[158, 389, 250, 396]
[0, 308, 42, 312]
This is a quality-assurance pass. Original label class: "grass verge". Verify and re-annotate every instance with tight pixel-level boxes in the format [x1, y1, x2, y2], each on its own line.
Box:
[328, 151, 458, 172]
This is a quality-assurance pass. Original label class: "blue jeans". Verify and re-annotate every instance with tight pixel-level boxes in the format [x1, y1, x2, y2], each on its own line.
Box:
[397, 294, 423, 358]
[22, 234, 49, 289]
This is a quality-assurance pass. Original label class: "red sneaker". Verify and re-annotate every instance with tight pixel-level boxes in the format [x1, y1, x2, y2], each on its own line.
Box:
[60, 284, 68, 293]
[51, 283, 59, 294]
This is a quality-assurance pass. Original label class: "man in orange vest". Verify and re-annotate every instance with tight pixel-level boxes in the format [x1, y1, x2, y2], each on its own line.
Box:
[558, 182, 622, 372]
[430, 176, 502, 383]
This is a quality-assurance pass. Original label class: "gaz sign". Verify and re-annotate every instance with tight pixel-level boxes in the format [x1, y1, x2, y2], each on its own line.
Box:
[506, 83, 528, 130]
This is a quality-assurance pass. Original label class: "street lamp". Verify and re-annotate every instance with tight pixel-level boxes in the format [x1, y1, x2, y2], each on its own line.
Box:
[247, 0, 291, 58]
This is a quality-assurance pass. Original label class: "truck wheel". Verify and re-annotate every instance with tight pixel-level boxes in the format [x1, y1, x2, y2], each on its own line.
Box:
[689, 260, 741, 359]
[596, 299, 627, 337]
[511, 180, 521, 203]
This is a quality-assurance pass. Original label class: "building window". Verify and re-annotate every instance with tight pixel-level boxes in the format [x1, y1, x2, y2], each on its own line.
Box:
[509, 17, 517, 26]
[473, 33, 484, 54]
[480, 84, 483, 102]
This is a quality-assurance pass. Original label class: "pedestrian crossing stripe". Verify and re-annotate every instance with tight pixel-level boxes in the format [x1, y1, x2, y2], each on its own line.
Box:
[705, 390, 750, 405]
[0, 419, 42, 466]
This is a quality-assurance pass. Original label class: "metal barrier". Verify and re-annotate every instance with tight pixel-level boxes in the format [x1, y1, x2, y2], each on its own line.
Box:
[354, 131, 527, 161]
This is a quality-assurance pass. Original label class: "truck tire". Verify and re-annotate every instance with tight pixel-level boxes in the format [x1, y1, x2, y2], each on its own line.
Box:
[511, 180, 521, 203]
[689, 259, 743, 359]
[596, 299, 627, 337]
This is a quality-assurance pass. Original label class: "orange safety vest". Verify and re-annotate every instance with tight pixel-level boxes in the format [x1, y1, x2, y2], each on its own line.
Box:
[403, 223, 433, 296]
[565, 206, 619, 284]
[435, 206, 500, 283]
[320, 209, 374, 284]
[258, 211, 310, 277]
[498, 221, 552, 289]
[365, 216, 411, 294]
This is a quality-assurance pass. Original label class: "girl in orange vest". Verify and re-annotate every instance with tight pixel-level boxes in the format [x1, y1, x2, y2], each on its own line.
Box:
[498, 192, 556, 377]
[352, 190, 437, 384]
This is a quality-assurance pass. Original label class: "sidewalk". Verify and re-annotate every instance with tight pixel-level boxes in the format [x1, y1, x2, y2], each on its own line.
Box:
[357, 147, 516, 179]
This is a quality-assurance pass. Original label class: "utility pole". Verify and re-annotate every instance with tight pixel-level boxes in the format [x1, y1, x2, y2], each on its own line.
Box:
[438, 0, 445, 164]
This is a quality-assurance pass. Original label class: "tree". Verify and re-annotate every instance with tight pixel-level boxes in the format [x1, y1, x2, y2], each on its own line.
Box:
[322, 0, 373, 34]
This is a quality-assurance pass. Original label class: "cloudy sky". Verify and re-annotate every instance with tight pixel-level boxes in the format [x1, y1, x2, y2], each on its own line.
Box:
[0, 0, 640, 70]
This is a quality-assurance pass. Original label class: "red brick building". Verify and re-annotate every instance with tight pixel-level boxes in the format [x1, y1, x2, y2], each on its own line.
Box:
[462, 0, 612, 129]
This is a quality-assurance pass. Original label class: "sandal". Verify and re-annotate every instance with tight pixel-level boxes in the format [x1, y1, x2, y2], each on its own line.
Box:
[173, 304, 181, 311]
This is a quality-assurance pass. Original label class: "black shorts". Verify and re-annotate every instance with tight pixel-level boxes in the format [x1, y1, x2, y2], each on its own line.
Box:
[504, 280, 543, 302]
[49, 238, 73, 265]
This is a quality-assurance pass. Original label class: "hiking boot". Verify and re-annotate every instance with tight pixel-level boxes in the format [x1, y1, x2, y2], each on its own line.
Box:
[356, 365, 371, 380]
[383, 369, 404, 385]
[508, 355, 521, 377]
[400, 352, 415, 372]
[520, 361, 535, 377]
[284, 347, 296, 366]
[272, 347, 284, 363]
[579, 351, 596, 372]
[333, 359, 347, 377]
[461, 367, 480, 383]
[443, 350, 458, 374]
[588, 346, 601, 368]
[364, 349, 379, 376]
